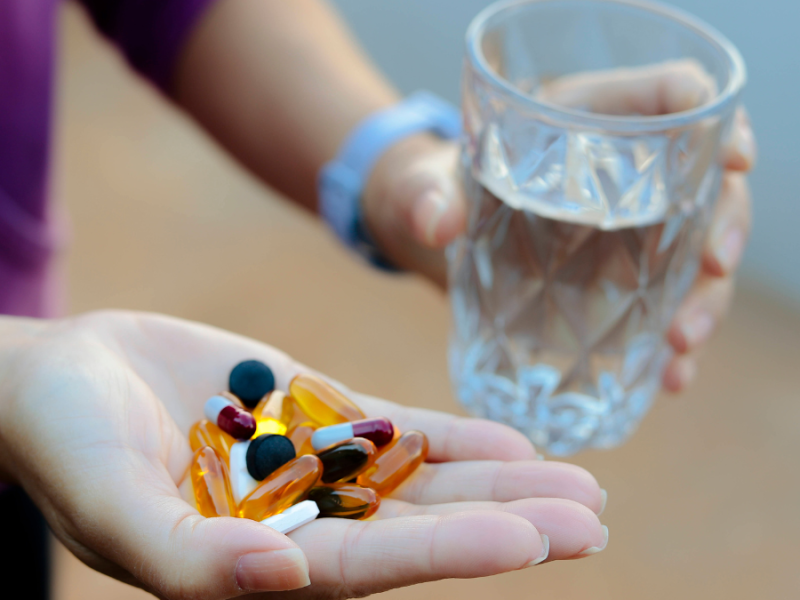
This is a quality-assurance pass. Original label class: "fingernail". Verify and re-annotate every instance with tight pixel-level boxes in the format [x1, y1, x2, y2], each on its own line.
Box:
[575, 525, 609, 558]
[737, 121, 756, 166]
[598, 489, 608, 516]
[679, 311, 714, 349]
[413, 189, 450, 246]
[236, 548, 311, 592]
[713, 227, 744, 273]
[525, 534, 550, 567]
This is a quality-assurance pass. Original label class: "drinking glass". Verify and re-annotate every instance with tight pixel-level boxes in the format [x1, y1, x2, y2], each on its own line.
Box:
[448, 0, 746, 455]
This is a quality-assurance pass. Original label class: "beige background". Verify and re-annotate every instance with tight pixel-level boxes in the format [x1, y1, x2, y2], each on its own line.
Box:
[53, 5, 800, 599]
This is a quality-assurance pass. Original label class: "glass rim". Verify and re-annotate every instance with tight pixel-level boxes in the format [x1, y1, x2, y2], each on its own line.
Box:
[465, 0, 747, 132]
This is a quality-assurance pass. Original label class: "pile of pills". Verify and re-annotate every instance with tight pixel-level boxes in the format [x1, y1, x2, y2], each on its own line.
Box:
[182, 360, 429, 535]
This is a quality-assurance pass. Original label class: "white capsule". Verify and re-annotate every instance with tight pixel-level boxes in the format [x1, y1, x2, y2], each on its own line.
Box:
[260, 500, 320, 534]
[204, 395, 232, 423]
[311, 422, 353, 451]
[229, 440, 259, 504]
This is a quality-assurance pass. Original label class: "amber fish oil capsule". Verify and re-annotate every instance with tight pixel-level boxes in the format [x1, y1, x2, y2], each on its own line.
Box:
[252, 391, 296, 437]
[289, 374, 365, 426]
[356, 431, 428, 495]
[308, 484, 381, 519]
[239, 454, 322, 522]
[288, 422, 316, 456]
[189, 420, 236, 462]
[190, 446, 236, 518]
[311, 417, 393, 451]
[317, 438, 377, 484]
[204, 395, 256, 440]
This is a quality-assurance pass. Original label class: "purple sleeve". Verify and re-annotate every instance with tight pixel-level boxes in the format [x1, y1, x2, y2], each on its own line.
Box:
[78, 0, 220, 91]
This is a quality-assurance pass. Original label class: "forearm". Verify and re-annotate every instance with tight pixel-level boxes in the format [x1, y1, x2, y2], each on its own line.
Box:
[172, 0, 399, 211]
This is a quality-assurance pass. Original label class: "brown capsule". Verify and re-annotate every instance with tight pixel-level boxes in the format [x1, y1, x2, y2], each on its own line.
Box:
[289, 374, 365, 426]
[287, 422, 317, 456]
[189, 420, 237, 463]
[308, 484, 381, 520]
[317, 438, 377, 484]
[190, 446, 236, 518]
[356, 431, 428, 495]
[238, 455, 322, 521]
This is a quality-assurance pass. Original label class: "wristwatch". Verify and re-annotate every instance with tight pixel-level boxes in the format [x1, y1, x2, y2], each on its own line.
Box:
[318, 90, 462, 270]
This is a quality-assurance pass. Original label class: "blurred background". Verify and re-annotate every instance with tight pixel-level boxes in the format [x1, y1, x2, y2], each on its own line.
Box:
[54, 1, 799, 599]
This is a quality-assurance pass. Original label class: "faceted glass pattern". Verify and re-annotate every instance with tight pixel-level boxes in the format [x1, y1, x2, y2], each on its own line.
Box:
[450, 0, 743, 455]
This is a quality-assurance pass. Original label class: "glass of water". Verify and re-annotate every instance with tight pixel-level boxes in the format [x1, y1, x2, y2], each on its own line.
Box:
[448, 0, 746, 455]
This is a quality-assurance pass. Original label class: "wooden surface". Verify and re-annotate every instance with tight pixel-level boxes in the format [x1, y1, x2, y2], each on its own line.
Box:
[53, 6, 800, 599]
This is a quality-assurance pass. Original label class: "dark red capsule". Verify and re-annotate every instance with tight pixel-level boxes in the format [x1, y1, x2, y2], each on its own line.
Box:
[311, 417, 394, 451]
[353, 418, 394, 447]
[204, 395, 256, 440]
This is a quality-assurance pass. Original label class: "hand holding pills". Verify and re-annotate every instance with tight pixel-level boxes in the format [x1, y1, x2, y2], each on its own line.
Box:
[186, 362, 419, 529]
[0, 311, 608, 600]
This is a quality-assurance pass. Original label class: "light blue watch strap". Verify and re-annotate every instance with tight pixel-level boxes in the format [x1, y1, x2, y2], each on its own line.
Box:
[318, 90, 462, 269]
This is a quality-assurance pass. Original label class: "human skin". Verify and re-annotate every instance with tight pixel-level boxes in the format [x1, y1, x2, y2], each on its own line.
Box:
[171, 0, 754, 394]
[0, 2, 749, 597]
[0, 311, 607, 599]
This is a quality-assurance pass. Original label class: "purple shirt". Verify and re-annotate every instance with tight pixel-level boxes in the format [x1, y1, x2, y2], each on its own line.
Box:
[0, 0, 216, 317]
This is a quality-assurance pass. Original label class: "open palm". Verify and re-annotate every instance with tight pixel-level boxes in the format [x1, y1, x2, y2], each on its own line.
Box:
[0, 311, 606, 600]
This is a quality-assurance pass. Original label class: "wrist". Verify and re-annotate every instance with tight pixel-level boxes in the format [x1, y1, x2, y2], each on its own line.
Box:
[361, 134, 461, 285]
[319, 92, 462, 272]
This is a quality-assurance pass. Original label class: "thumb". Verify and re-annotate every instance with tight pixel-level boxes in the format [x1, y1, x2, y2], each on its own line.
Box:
[78, 460, 310, 599]
[390, 143, 466, 249]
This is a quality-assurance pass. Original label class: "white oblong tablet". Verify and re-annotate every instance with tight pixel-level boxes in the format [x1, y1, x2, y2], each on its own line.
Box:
[229, 440, 259, 504]
[260, 500, 320, 534]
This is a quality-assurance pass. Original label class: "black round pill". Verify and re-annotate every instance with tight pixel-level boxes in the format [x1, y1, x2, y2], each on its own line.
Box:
[229, 360, 275, 408]
[246, 434, 296, 481]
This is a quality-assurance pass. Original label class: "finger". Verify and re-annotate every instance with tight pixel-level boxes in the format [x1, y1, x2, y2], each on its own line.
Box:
[376, 497, 607, 561]
[353, 392, 538, 462]
[722, 107, 757, 172]
[126, 315, 537, 461]
[288, 510, 546, 597]
[667, 275, 735, 354]
[662, 354, 698, 393]
[536, 59, 717, 116]
[60, 450, 311, 599]
[390, 459, 604, 514]
[702, 173, 752, 277]
[382, 141, 465, 249]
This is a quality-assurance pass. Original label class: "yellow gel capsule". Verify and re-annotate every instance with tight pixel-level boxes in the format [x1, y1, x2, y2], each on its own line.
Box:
[189, 420, 236, 463]
[287, 400, 315, 430]
[308, 484, 381, 520]
[238, 454, 322, 521]
[190, 446, 236, 518]
[252, 391, 295, 436]
[356, 431, 428, 496]
[289, 374, 365, 426]
[287, 422, 317, 456]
